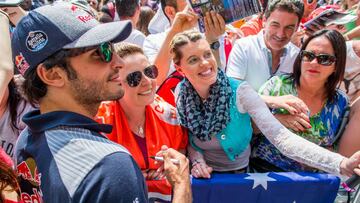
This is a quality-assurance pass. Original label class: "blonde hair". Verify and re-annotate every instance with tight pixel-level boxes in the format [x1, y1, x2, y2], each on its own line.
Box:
[170, 30, 204, 65]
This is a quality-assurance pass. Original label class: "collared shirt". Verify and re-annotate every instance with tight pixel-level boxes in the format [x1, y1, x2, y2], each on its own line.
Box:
[15, 110, 147, 203]
[226, 30, 300, 91]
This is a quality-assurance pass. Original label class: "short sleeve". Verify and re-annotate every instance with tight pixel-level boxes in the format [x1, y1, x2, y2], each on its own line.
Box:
[226, 40, 248, 80]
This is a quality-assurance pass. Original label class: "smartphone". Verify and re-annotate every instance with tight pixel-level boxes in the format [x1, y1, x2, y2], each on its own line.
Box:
[0, 0, 23, 7]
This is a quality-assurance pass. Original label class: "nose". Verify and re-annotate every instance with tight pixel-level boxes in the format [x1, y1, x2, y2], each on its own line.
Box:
[199, 57, 210, 67]
[309, 56, 319, 65]
[140, 72, 152, 86]
[276, 28, 286, 39]
[111, 54, 125, 70]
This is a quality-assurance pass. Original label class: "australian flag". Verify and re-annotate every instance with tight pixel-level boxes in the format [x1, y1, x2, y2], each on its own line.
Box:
[191, 172, 340, 203]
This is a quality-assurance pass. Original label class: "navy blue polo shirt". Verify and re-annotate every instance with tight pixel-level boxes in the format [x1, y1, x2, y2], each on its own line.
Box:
[15, 110, 148, 203]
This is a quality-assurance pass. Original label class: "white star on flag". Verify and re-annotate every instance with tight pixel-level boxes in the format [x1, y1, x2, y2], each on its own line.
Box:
[245, 173, 277, 190]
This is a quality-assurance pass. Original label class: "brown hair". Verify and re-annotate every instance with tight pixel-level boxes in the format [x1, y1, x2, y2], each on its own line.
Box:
[264, 0, 304, 23]
[136, 6, 155, 36]
[0, 161, 20, 203]
[170, 30, 203, 65]
[114, 42, 144, 58]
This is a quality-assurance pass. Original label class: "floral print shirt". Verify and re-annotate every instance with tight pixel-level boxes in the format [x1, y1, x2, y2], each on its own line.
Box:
[252, 75, 349, 172]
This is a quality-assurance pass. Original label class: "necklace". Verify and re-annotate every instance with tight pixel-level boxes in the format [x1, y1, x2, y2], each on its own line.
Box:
[138, 126, 144, 137]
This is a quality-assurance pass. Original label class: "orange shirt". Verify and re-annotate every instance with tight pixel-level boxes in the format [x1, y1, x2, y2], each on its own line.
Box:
[96, 95, 188, 201]
[96, 95, 188, 169]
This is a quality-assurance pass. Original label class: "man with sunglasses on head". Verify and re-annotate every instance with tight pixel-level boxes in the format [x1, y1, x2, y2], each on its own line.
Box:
[12, 2, 191, 203]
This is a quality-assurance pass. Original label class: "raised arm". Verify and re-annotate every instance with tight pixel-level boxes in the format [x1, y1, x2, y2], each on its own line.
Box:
[0, 10, 14, 102]
[151, 6, 198, 86]
[237, 82, 358, 176]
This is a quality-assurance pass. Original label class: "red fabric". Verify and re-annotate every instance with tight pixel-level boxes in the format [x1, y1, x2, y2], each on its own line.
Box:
[107, 1, 116, 20]
[156, 71, 184, 106]
[239, 16, 263, 37]
[306, 5, 342, 23]
[96, 95, 188, 200]
[224, 36, 233, 67]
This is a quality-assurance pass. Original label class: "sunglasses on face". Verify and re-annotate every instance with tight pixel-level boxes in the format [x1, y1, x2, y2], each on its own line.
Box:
[96, 42, 113, 63]
[300, 50, 336, 66]
[126, 65, 159, 87]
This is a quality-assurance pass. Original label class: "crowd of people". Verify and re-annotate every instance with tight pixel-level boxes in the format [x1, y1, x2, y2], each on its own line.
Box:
[1, 0, 360, 202]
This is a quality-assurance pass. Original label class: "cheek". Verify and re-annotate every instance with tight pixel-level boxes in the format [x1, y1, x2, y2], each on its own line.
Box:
[324, 67, 335, 77]
[286, 29, 295, 37]
[181, 66, 197, 79]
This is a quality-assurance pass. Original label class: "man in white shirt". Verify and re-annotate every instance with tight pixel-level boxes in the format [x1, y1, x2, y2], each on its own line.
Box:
[226, 0, 304, 91]
[147, 4, 170, 34]
[116, 0, 146, 47]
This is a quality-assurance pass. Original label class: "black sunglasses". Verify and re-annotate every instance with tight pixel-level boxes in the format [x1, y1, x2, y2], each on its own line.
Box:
[300, 50, 336, 66]
[126, 65, 159, 87]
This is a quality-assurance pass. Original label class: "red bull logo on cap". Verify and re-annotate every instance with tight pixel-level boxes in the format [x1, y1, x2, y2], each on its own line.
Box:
[15, 53, 30, 75]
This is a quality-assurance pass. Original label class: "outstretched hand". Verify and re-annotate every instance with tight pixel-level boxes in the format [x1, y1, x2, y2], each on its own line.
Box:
[191, 159, 213, 179]
[155, 145, 190, 187]
[340, 151, 360, 177]
[268, 95, 310, 115]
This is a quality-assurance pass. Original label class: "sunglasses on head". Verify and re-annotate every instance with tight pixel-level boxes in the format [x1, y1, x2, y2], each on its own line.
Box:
[126, 65, 159, 87]
[300, 50, 336, 66]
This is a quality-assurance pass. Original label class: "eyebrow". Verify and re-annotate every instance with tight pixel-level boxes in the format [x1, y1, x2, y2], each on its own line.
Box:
[270, 21, 296, 28]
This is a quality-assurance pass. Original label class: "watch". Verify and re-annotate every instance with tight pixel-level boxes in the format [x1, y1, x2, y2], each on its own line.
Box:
[210, 41, 220, 50]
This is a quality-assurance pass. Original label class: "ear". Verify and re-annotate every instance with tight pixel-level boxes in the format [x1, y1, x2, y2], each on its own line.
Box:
[262, 16, 267, 28]
[36, 64, 66, 88]
[164, 6, 176, 20]
[174, 64, 184, 74]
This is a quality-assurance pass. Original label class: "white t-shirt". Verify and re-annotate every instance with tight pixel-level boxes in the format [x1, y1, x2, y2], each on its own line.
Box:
[0, 101, 33, 159]
[124, 29, 146, 47]
[147, 5, 170, 34]
[226, 30, 300, 91]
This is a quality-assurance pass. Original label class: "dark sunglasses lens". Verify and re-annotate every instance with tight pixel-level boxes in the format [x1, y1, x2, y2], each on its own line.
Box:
[127, 71, 142, 87]
[99, 42, 112, 62]
[301, 51, 315, 62]
[144, 65, 158, 79]
[318, 55, 335, 66]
